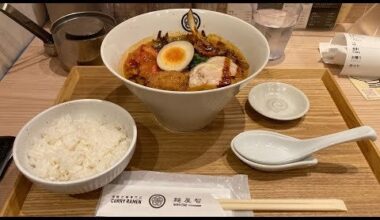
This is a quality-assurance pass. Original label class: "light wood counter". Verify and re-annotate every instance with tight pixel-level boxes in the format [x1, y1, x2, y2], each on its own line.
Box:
[1, 28, 379, 212]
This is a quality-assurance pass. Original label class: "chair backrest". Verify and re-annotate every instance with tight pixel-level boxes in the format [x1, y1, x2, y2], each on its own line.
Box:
[347, 4, 380, 37]
[0, 3, 47, 80]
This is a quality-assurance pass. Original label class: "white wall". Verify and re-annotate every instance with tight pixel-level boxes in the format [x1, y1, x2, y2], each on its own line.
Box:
[0, 3, 47, 79]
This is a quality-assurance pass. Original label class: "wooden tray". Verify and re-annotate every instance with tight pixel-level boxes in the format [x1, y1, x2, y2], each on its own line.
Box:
[2, 67, 380, 216]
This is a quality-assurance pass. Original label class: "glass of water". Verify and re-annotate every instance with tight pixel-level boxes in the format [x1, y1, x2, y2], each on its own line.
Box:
[253, 4, 303, 60]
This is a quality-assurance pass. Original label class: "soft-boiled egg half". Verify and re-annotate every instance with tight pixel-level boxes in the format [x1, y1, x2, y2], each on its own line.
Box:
[157, 41, 194, 71]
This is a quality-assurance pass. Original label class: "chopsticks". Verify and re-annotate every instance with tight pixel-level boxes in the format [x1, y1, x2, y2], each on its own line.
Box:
[218, 199, 347, 212]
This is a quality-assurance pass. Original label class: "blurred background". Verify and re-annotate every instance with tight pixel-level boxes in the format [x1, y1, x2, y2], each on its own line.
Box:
[0, 3, 376, 79]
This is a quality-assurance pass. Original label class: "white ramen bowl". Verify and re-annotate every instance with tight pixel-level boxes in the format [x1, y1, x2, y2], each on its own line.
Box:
[101, 9, 269, 131]
[13, 99, 137, 194]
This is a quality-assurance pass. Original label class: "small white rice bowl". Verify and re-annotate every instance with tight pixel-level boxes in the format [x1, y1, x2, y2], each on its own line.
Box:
[13, 99, 137, 194]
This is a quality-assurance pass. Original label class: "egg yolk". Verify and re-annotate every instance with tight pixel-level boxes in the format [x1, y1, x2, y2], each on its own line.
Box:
[163, 47, 185, 63]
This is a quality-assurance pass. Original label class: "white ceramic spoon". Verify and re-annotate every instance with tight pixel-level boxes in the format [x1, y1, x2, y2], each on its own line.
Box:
[231, 143, 318, 172]
[232, 126, 377, 165]
[231, 130, 318, 171]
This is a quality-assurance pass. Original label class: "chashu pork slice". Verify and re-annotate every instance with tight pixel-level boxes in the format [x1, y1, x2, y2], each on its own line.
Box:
[189, 56, 238, 88]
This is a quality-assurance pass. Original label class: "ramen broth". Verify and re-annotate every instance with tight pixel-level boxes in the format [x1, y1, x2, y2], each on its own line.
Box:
[120, 31, 249, 91]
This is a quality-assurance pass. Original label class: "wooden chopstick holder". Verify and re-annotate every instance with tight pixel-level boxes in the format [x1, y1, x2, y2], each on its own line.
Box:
[218, 199, 347, 212]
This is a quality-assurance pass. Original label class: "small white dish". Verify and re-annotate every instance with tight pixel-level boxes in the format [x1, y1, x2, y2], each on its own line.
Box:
[248, 82, 310, 121]
[231, 130, 318, 172]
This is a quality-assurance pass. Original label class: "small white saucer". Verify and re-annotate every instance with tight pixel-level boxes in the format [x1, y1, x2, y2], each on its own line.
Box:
[231, 144, 318, 172]
[248, 82, 310, 121]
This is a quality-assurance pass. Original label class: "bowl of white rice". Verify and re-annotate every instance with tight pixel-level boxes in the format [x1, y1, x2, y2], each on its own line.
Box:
[13, 99, 137, 194]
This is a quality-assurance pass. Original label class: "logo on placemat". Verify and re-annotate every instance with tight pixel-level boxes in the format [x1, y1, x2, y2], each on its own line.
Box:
[149, 194, 166, 208]
[181, 11, 201, 32]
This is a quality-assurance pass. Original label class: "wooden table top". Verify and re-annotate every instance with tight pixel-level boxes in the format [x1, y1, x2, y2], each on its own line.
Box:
[1, 28, 380, 212]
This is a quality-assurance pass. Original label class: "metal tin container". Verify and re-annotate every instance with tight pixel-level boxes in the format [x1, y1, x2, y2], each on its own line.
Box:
[0, 3, 116, 71]
[51, 12, 116, 70]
